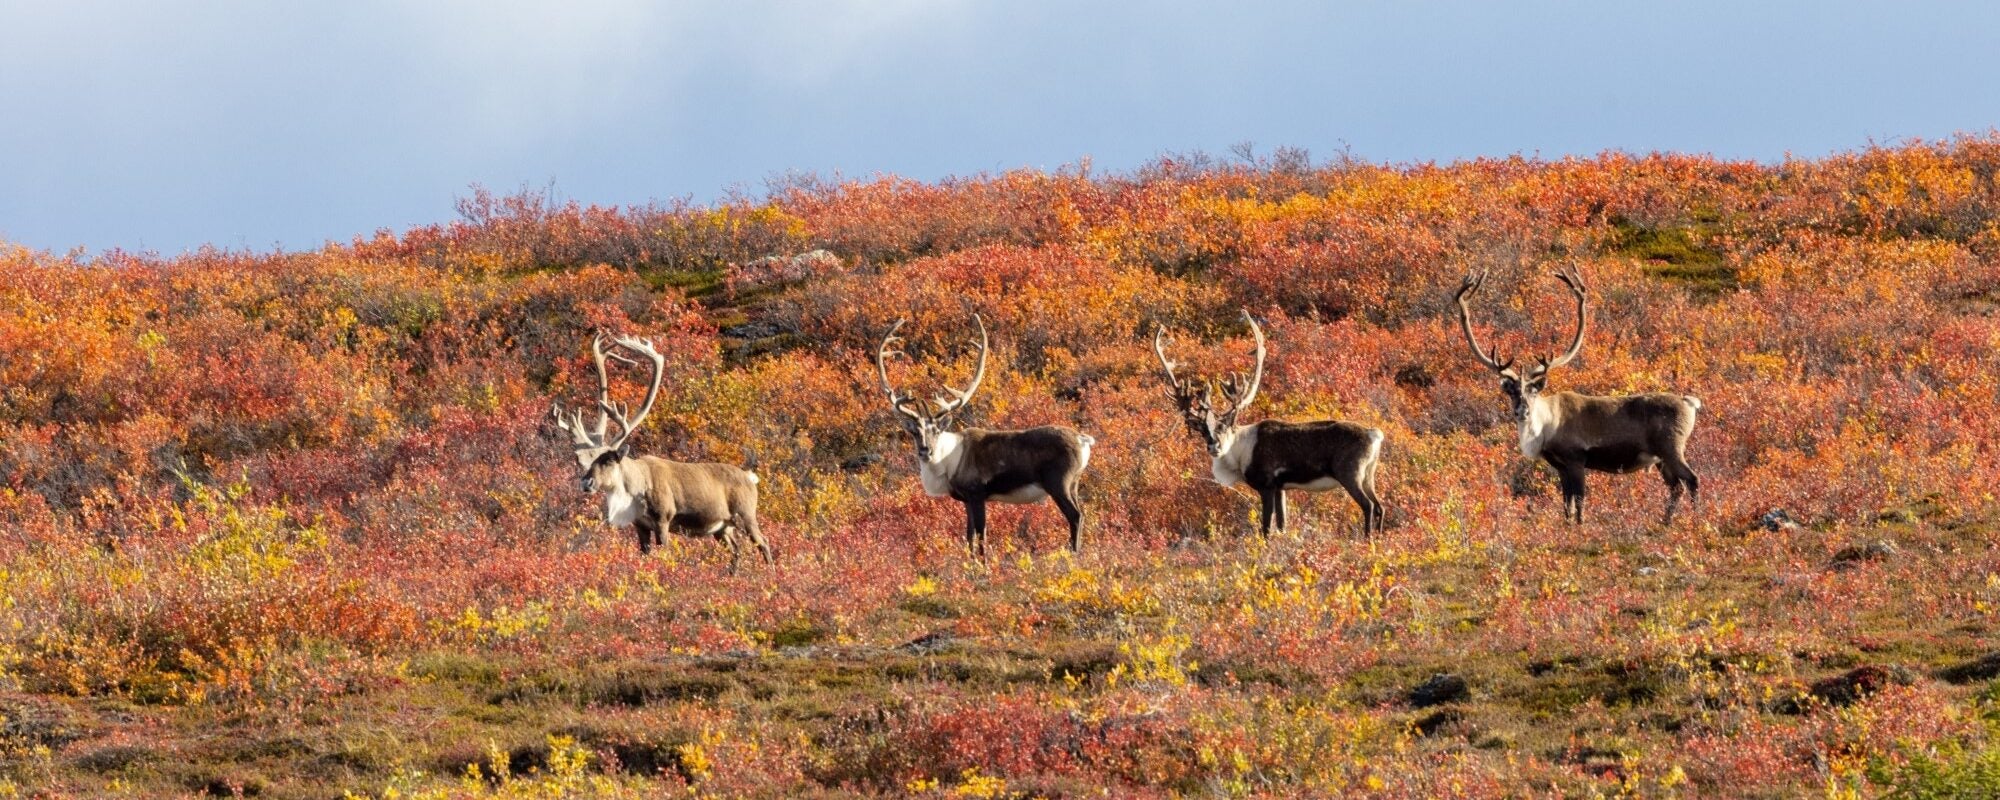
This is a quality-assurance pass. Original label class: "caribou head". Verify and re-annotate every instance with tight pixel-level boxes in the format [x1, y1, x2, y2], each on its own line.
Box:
[1154, 311, 1265, 458]
[1453, 267, 1587, 423]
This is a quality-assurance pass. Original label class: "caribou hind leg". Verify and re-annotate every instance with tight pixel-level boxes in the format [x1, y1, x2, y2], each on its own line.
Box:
[1049, 480, 1084, 553]
[1362, 461, 1385, 535]
[1658, 456, 1699, 524]
[739, 515, 775, 567]
[1340, 478, 1373, 537]
[720, 527, 746, 575]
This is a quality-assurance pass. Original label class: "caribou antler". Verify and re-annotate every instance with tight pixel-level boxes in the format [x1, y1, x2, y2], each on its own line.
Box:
[598, 334, 666, 451]
[553, 332, 614, 448]
[1544, 267, 1589, 370]
[876, 319, 925, 423]
[1215, 311, 1266, 422]
[928, 314, 988, 420]
[1153, 325, 1184, 393]
[1454, 271, 1514, 374]
[876, 315, 990, 422]
[1153, 324, 1202, 403]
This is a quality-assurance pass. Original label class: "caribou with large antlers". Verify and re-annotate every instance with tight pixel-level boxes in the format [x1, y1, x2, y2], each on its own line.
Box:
[1155, 312, 1385, 536]
[876, 315, 1096, 555]
[552, 332, 773, 572]
[1453, 268, 1703, 524]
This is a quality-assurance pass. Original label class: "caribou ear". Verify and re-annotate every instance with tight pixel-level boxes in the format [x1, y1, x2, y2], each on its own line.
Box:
[615, 442, 632, 460]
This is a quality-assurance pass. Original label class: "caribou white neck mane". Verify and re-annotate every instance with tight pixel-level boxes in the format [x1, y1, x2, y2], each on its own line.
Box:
[598, 458, 652, 527]
[1517, 397, 1561, 459]
[917, 431, 965, 497]
[1210, 425, 1257, 487]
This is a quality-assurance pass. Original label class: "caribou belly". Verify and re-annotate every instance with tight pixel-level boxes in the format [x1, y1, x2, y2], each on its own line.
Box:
[1283, 476, 1343, 491]
[990, 485, 1049, 504]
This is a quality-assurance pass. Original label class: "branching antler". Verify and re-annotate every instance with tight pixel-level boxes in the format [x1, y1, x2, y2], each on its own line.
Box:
[598, 334, 665, 451]
[876, 320, 924, 423]
[1155, 311, 1266, 429]
[877, 315, 988, 422]
[552, 331, 665, 451]
[1215, 311, 1266, 423]
[1153, 325, 1196, 400]
[1544, 267, 1589, 370]
[1454, 271, 1515, 374]
[928, 315, 987, 420]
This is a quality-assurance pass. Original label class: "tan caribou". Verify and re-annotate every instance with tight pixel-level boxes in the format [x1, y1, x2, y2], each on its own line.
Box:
[552, 332, 774, 572]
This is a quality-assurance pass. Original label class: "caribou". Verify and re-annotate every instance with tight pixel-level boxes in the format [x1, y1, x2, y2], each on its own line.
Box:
[552, 332, 774, 572]
[875, 315, 1096, 555]
[1453, 268, 1703, 524]
[1154, 312, 1385, 536]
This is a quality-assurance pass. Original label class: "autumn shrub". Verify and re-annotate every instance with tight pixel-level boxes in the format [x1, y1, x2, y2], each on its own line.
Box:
[1, 137, 1999, 794]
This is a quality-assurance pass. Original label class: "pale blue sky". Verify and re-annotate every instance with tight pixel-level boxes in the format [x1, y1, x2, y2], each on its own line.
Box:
[2, 1, 1995, 253]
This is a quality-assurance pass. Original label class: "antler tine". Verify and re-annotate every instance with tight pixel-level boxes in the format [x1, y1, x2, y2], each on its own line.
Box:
[553, 404, 598, 448]
[1453, 270, 1514, 373]
[1153, 323, 1191, 395]
[585, 331, 619, 440]
[1224, 310, 1266, 418]
[550, 401, 584, 443]
[1545, 267, 1589, 369]
[875, 319, 924, 422]
[931, 314, 988, 419]
[599, 334, 666, 451]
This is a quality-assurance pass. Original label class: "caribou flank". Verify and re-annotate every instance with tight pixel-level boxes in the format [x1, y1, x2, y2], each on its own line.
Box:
[876, 315, 1095, 555]
[552, 332, 773, 572]
[1155, 312, 1385, 536]
[1453, 268, 1702, 524]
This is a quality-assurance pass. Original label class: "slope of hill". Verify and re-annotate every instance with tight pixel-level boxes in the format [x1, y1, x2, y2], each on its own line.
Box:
[2, 139, 2000, 797]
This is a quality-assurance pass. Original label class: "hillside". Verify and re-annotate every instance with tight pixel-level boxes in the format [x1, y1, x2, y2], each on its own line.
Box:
[3, 139, 2000, 798]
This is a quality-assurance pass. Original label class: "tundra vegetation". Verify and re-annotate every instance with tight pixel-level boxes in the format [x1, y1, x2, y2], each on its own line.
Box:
[1, 138, 2000, 797]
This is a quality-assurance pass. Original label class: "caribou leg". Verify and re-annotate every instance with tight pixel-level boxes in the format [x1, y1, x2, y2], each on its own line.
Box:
[1049, 480, 1084, 553]
[739, 515, 775, 567]
[966, 500, 989, 558]
[634, 518, 659, 554]
[1341, 478, 1373, 537]
[1364, 464, 1385, 535]
[1658, 457, 1699, 524]
[721, 527, 745, 575]
[1556, 465, 1588, 525]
